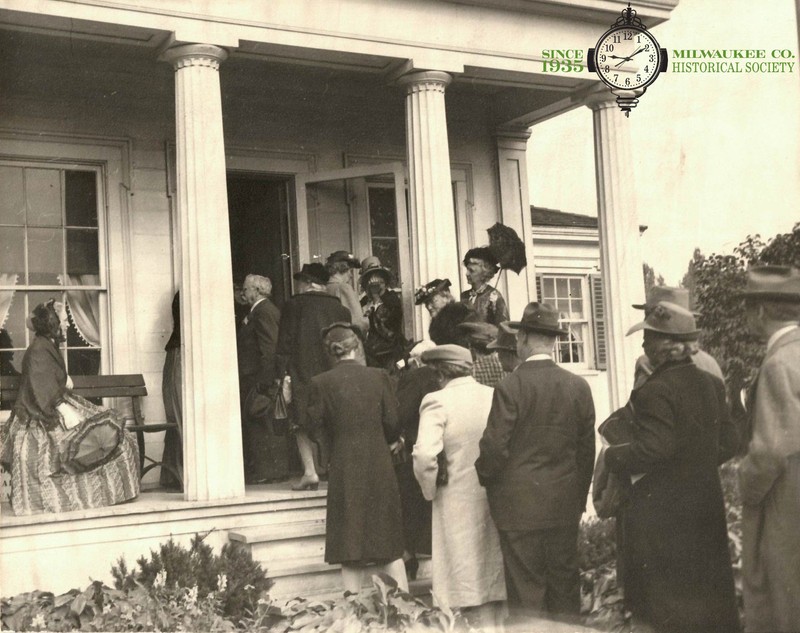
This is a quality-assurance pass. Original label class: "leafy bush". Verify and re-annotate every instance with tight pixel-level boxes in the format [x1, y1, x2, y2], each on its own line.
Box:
[247, 573, 467, 633]
[111, 533, 272, 624]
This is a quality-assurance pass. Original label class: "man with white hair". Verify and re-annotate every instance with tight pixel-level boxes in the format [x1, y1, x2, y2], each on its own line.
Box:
[237, 274, 282, 483]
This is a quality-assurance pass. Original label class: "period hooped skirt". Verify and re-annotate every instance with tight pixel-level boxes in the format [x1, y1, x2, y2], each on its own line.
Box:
[1, 396, 140, 516]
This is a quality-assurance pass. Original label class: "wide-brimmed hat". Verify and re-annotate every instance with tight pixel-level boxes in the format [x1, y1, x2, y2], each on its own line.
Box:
[487, 324, 517, 352]
[632, 286, 690, 311]
[456, 321, 498, 350]
[504, 302, 567, 336]
[414, 278, 452, 305]
[294, 263, 329, 286]
[326, 250, 361, 269]
[737, 265, 800, 303]
[626, 301, 701, 341]
[359, 256, 393, 289]
[421, 344, 473, 369]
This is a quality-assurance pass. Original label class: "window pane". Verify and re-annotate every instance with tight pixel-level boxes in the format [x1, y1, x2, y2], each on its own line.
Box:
[28, 228, 63, 285]
[556, 299, 570, 314]
[571, 299, 584, 318]
[25, 168, 62, 227]
[371, 239, 399, 286]
[542, 277, 555, 299]
[555, 278, 568, 298]
[0, 227, 25, 281]
[0, 348, 24, 380]
[368, 187, 397, 237]
[65, 171, 98, 227]
[66, 229, 99, 276]
[67, 348, 100, 376]
[66, 316, 91, 347]
[2, 294, 28, 353]
[0, 166, 26, 225]
[569, 278, 583, 298]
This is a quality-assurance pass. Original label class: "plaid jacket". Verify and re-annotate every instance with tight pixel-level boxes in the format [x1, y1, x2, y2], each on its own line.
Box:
[472, 352, 508, 388]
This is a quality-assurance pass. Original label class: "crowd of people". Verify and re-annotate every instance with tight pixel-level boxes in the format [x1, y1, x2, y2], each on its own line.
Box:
[2, 244, 798, 633]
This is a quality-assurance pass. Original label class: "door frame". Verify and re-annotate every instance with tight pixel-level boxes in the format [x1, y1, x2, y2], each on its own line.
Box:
[295, 162, 414, 337]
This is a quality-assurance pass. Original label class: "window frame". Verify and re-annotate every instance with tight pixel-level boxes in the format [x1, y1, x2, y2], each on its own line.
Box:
[536, 272, 595, 370]
[0, 160, 110, 374]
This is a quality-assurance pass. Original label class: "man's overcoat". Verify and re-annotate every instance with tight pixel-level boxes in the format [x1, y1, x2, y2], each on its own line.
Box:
[739, 327, 800, 633]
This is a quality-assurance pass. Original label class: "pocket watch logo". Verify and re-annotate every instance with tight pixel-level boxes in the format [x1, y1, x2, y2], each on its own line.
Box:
[588, 4, 668, 116]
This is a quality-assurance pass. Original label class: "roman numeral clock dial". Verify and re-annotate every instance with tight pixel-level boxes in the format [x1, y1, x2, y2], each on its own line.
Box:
[588, 6, 668, 116]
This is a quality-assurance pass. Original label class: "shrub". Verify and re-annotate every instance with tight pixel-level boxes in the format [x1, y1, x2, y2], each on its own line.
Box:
[111, 533, 272, 624]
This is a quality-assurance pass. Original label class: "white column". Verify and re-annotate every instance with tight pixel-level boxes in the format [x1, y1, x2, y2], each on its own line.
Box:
[495, 126, 536, 320]
[398, 71, 459, 338]
[587, 93, 645, 411]
[162, 44, 244, 501]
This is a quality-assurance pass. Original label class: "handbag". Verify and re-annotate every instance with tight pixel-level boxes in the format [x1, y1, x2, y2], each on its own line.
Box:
[593, 404, 635, 518]
[436, 450, 448, 487]
[273, 376, 290, 421]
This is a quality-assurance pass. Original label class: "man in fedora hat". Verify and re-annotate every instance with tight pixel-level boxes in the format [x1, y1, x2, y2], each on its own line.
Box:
[276, 262, 351, 490]
[738, 265, 800, 633]
[476, 302, 595, 625]
[461, 247, 509, 327]
[325, 250, 368, 334]
[632, 285, 724, 388]
[456, 321, 507, 387]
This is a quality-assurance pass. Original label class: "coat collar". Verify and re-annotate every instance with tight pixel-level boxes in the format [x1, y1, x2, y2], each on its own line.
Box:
[765, 325, 800, 361]
[443, 375, 476, 389]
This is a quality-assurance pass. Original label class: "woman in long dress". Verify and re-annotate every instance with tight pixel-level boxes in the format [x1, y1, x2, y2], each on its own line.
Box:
[307, 322, 407, 593]
[0, 300, 139, 515]
[413, 344, 506, 629]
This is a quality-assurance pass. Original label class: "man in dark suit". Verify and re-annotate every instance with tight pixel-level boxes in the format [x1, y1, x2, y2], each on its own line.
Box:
[237, 274, 282, 483]
[476, 302, 595, 625]
[277, 263, 351, 490]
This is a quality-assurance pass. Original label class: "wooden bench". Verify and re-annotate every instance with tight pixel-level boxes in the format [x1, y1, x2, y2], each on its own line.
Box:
[0, 374, 181, 486]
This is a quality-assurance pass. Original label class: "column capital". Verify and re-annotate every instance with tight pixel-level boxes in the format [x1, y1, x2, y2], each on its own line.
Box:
[495, 125, 532, 151]
[397, 70, 452, 93]
[161, 44, 228, 70]
[585, 88, 644, 112]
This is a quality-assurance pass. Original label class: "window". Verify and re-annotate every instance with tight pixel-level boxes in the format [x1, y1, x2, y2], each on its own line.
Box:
[536, 273, 606, 369]
[0, 164, 106, 378]
[366, 184, 400, 285]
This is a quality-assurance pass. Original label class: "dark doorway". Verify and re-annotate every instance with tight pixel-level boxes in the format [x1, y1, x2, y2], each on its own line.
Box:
[227, 173, 292, 310]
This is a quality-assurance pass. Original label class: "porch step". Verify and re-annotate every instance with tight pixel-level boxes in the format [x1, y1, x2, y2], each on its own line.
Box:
[229, 519, 433, 602]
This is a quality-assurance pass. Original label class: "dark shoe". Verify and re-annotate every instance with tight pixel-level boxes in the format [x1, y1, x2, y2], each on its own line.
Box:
[292, 476, 320, 491]
[404, 557, 419, 581]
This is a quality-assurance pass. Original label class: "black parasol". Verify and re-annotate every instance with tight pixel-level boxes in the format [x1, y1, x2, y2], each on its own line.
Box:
[487, 223, 527, 274]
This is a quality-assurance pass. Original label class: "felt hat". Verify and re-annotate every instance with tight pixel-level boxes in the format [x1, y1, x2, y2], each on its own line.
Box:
[487, 324, 518, 352]
[626, 301, 701, 341]
[463, 246, 498, 268]
[421, 344, 473, 369]
[326, 250, 361, 268]
[414, 278, 452, 305]
[737, 265, 800, 303]
[632, 286, 691, 311]
[294, 262, 329, 285]
[321, 321, 360, 341]
[456, 321, 498, 350]
[359, 256, 393, 289]
[504, 302, 567, 336]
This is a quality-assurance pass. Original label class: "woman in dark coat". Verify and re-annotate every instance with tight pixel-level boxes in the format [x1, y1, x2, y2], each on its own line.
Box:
[605, 302, 740, 633]
[159, 291, 183, 489]
[307, 322, 408, 593]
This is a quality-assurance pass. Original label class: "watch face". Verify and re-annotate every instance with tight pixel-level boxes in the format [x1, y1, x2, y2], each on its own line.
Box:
[594, 27, 661, 90]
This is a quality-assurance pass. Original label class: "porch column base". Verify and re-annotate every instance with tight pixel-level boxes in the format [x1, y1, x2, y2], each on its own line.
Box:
[162, 43, 245, 501]
[587, 93, 645, 411]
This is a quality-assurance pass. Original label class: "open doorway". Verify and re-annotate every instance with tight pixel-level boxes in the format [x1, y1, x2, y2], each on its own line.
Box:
[227, 172, 292, 311]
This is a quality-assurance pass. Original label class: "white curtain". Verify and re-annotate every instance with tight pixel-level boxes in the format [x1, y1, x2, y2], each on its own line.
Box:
[62, 274, 101, 347]
[0, 273, 18, 330]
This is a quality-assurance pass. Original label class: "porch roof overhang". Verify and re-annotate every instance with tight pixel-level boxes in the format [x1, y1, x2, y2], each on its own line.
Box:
[0, 0, 678, 127]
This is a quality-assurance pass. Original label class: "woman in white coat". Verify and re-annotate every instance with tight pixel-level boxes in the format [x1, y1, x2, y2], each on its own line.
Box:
[413, 344, 506, 629]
